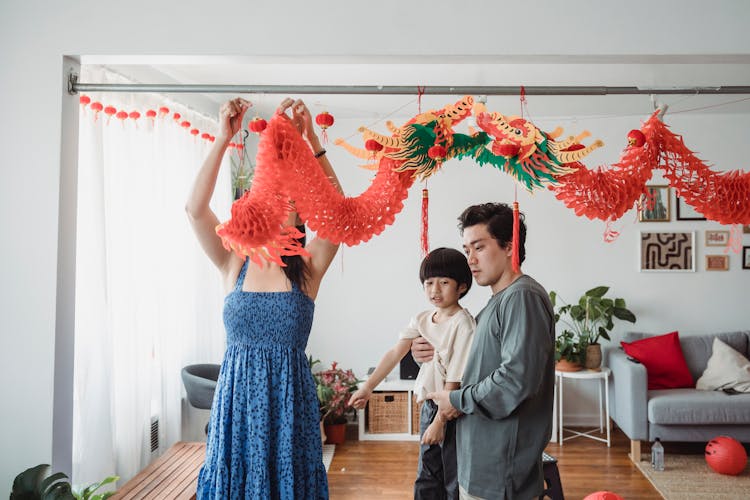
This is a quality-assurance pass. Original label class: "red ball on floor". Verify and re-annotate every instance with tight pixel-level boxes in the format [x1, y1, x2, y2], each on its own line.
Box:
[705, 436, 748, 476]
[583, 491, 625, 500]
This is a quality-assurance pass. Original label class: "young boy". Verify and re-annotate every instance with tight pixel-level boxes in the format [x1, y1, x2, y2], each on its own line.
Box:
[348, 247, 475, 500]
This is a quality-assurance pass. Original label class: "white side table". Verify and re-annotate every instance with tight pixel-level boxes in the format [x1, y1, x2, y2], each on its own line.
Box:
[555, 367, 611, 447]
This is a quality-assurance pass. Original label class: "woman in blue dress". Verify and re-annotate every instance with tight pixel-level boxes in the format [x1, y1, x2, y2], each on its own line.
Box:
[186, 97, 341, 499]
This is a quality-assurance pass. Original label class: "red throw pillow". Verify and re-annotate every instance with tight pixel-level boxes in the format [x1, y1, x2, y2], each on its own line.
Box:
[621, 331, 694, 390]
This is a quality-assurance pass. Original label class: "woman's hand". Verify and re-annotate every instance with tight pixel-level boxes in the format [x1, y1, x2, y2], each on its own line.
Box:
[277, 98, 319, 148]
[217, 98, 251, 144]
[347, 387, 372, 410]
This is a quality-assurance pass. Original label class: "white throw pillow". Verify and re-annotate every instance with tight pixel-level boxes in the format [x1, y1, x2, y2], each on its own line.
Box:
[696, 338, 750, 392]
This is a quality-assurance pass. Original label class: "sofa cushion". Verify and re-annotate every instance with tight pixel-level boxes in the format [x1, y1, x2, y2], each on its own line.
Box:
[696, 338, 750, 393]
[621, 331, 694, 389]
[648, 388, 750, 425]
[679, 332, 750, 380]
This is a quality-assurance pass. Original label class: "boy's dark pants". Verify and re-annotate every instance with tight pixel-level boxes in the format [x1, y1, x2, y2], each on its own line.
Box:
[414, 399, 458, 500]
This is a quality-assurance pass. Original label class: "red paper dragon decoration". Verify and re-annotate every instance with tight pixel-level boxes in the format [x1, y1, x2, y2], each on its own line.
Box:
[211, 98, 749, 264]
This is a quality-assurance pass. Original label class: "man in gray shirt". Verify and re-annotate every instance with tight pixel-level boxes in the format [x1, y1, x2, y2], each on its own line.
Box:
[423, 202, 555, 499]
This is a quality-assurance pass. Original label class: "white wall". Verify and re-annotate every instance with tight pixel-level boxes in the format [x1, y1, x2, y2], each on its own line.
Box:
[2, 0, 750, 491]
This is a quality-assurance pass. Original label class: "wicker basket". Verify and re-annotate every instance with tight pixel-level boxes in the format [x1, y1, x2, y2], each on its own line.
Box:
[411, 394, 423, 435]
[367, 392, 408, 433]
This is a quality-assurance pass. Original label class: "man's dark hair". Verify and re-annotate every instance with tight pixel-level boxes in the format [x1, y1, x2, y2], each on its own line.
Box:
[419, 247, 473, 298]
[280, 224, 310, 290]
[457, 203, 526, 265]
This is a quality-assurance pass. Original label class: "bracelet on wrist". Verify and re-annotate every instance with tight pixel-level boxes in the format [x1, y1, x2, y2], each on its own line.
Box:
[314, 149, 327, 158]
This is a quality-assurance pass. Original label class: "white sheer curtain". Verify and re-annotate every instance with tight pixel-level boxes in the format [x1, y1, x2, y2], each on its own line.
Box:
[73, 67, 230, 485]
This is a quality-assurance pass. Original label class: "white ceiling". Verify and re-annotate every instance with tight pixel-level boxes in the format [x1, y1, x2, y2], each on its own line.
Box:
[86, 55, 750, 122]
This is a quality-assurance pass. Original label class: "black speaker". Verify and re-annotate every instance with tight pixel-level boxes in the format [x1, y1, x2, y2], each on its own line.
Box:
[400, 350, 420, 380]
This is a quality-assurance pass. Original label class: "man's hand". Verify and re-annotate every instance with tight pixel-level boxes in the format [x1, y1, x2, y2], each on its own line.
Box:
[411, 336, 435, 363]
[426, 390, 462, 421]
[421, 419, 445, 445]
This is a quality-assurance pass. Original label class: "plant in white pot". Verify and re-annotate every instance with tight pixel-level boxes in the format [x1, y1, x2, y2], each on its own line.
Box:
[549, 286, 636, 370]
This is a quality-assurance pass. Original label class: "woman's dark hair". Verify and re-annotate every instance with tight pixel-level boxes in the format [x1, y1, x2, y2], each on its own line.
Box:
[419, 247, 473, 298]
[457, 202, 526, 265]
[280, 224, 310, 290]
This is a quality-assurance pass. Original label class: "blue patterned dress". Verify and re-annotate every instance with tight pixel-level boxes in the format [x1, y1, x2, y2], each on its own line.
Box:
[197, 258, 328, 499]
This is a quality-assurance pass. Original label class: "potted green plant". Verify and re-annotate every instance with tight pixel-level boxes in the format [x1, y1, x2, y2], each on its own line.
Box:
[553, 329, 587, 372]
[10, 463, 119, 500]
[550, 286, 636, 370]
[310, 358, 361, 444]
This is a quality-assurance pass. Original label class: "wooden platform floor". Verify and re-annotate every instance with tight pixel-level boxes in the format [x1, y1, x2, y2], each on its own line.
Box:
[113, 427, 662, 498]
[328, 427, 662, 499]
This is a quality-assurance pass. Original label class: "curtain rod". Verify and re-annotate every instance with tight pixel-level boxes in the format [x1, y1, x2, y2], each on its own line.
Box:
[68, 73, 750, 96]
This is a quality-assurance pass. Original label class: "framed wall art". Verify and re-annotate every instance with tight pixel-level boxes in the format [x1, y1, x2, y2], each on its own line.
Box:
[675, 196, 707, 221]
[705, 255, 729, 271]
[640, 231, 695, 272]
[744, 246, 750, 270]
[639, 185, 670, 222]
[705, 230, 730, 246]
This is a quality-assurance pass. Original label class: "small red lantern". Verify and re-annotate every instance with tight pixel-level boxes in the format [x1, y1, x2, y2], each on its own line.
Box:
[90, 102, 103, 121]
[103, 106, 116, 124]
[180, 121, 191, 129]
[173, 112, 181, 121]
[365, 139, 383, 152]
[705, 436, 747, 475]
[79, 95, 91, 107]
[248, 117, 267, 133]
[627, 129, 646, 148]
[159, 107, 169, 117]
[492, 142, 520, 158]
[315, 111, 334, 129]
[315, 111, 335, 143]
[115, 111, 128, 126]
[201, 132, 211, 140]
[146, 109, 157, 119]
[129, 111, 141, 121]
[428, 144, 447, 161]
[190, 128, 199, 136]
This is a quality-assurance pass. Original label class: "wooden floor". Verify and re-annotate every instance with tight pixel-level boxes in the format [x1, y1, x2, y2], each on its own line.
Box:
[328, 427, 662, 499]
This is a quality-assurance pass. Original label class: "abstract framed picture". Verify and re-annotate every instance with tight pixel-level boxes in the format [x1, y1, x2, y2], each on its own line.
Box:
[705, 255, 729, 271]
[744, 246, 750, 270]
[639, 185, 670, 222]
[675, 196, 707, 221]
[705, 230, 730, 246]
[640, 231, 695, 272]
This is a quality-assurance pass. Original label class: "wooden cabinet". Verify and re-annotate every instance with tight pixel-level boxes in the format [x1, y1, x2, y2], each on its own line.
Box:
[357, 379, 421, 441]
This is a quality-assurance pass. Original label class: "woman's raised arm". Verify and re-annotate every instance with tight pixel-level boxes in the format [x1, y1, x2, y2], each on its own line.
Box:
[186, 98, 250, 272]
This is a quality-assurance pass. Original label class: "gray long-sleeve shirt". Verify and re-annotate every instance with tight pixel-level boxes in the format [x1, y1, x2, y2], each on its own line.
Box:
[449, 275, 555, 500]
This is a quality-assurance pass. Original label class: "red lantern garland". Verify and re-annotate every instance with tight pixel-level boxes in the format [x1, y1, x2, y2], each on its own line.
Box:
[315, 111, 334, 144]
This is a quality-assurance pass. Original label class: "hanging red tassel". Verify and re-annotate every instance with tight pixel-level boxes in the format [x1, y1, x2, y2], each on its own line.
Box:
[511, 201, 520, 273]
[421, 188, 429, 256]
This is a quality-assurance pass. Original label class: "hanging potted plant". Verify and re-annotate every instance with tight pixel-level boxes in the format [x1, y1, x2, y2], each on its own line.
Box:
[310, 358, 360, 444]
[550, 286, 636, 370]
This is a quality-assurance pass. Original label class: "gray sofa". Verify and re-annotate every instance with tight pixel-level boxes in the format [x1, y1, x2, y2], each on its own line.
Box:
[605, 330, 750, 461]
